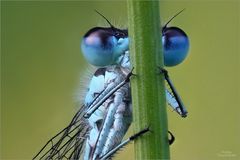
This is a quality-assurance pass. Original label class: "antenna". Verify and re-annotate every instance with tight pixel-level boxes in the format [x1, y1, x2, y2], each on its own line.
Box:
[95, 10, 115, 29]
[163, 9, 185, 29]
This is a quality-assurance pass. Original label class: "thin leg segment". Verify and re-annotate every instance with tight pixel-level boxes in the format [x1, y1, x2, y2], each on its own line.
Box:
[159, 67, 188, 117]
[99, 127, 150, 160]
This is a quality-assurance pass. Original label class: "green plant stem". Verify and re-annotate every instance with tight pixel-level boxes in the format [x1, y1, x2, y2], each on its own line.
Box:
[127, 1, 170, 159]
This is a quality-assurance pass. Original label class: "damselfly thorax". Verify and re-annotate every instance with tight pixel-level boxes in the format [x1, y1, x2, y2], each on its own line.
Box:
[84, 65, 132, 160]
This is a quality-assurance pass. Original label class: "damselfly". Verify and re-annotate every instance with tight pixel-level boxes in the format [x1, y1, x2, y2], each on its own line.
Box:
[33, 10, 189, 160]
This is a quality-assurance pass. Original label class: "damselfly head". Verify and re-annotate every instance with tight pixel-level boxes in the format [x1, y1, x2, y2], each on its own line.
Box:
[162, 9, 190, 67]
[81, 11, 129, 67]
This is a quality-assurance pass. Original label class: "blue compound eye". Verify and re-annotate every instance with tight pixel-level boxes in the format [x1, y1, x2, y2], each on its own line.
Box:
[161, 9, 190, 67]
[162, 26, 189, 66]
[81, 11, 129, 67]
[81, 27, 115, 66]
[81, 27, 129, 67]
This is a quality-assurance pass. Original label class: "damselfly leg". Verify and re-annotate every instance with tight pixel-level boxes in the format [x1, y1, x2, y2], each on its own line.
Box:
[99, 127, 175, 160]
[158, 67, 188, 117]
[99, 127, 150, 160]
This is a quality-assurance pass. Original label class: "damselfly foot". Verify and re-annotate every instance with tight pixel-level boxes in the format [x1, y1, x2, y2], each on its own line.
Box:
[125, 67, 135, 83]
[157, 66, 169, 77]
[168, 131, 175, 145]
[129, 126, 150, 141]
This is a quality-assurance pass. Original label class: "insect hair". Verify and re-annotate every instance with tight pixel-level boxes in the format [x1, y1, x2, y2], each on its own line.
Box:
[74, 64, 97, 107]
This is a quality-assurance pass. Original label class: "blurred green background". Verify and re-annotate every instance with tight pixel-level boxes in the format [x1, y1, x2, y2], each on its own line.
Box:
[1, 1, 239, 160]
